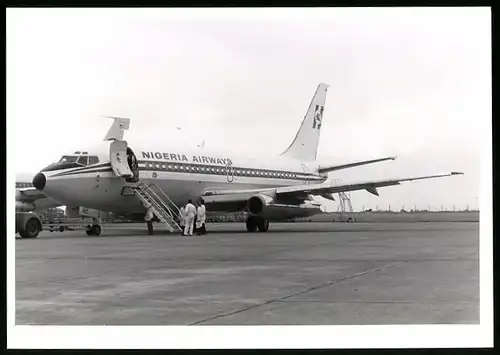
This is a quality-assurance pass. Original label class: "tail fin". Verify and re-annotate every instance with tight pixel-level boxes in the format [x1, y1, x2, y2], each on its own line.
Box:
[280, 83, 329, 162]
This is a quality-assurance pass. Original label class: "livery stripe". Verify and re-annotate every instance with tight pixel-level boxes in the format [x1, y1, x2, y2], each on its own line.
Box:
[53, 165, 113, 177]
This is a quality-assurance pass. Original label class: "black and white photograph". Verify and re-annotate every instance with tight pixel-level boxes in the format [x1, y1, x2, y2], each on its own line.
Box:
[7, 7, 492, 349]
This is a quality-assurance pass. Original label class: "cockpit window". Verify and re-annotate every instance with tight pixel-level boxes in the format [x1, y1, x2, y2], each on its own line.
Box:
[42, 153, 100, 172]
[88, 156, 99, 165]
[58, 155, 79, 163]
[77, 156, 89, 166]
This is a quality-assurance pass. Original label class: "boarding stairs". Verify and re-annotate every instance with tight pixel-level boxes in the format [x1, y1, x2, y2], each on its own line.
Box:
[128, 180, 182, 233]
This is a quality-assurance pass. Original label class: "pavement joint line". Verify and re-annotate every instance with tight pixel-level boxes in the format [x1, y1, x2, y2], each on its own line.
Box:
[189, 260, 408, 325]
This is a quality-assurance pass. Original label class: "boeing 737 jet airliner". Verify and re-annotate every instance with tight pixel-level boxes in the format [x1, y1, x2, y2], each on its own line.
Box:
[30, 83, 463, 234]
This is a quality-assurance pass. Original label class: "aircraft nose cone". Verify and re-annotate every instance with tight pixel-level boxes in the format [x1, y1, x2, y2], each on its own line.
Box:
[32, 172, 46, 190]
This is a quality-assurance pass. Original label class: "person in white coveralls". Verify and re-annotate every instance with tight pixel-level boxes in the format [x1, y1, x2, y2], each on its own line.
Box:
[178, 206, 186, 235]
[196, 199, 207, 235]
[183, 199, 197, 236]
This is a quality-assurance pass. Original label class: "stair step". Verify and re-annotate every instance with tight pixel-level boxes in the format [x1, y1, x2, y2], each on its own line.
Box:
[132, 179, 181, 232]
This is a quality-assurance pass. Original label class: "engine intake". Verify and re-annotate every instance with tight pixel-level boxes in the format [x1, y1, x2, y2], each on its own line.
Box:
[247, 194, 274, 214]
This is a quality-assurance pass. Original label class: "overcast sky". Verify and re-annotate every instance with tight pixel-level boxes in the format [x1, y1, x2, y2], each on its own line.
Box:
[7, 7, 490, 211]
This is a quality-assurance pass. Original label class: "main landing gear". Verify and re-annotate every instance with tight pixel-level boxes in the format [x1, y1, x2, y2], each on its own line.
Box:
[246, 215, 269, 232]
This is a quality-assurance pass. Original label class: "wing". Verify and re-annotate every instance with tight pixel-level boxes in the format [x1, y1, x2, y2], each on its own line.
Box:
[17, 187, 48, 201]
[202, 172, 464, 209]
[275, 172, 464, 198]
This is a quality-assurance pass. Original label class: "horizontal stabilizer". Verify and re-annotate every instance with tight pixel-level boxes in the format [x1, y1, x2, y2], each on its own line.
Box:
[318, 156, 397, 174]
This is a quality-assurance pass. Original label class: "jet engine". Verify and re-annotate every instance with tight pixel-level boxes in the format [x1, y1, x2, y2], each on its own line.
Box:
[247, 194, 274, 215]
[246, 194, 322, 220]
[16, 201, 36, 212]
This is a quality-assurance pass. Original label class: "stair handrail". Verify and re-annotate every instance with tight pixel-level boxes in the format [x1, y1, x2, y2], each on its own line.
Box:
[136, 179, 181, 230]
[136, 180, 176, 219]
[142, 187, 179, 223]
[144, 178, 181, 217]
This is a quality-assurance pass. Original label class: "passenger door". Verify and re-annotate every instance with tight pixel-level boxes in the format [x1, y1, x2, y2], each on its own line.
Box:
[109, 140, 133, 178]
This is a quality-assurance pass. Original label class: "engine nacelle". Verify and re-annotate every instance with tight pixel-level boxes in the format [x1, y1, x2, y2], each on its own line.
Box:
[247, 194, 322, 221]
[15, 201, 36, 212]
[247, 194, 274, 215]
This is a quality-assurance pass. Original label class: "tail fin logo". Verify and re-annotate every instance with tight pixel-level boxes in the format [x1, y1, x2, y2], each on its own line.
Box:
[312, 105, 324, 130]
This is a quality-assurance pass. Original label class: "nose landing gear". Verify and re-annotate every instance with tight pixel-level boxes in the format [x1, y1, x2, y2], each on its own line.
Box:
[84, 217, 102, 236]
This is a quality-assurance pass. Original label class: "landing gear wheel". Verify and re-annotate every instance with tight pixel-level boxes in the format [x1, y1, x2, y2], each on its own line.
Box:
[147, 221, 154, 235]
[19, 218, 41, 238]
[246, 216, 258, 232]
[85, 224, 102, 236]
[257, 218, 269, 232]
[93, 225, 102, 236]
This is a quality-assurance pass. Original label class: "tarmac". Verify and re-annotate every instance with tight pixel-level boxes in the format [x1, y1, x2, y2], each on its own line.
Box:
[15, 221, 479, 325]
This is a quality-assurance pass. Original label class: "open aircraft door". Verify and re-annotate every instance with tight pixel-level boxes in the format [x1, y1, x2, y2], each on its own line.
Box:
[110, 140, 134, 179]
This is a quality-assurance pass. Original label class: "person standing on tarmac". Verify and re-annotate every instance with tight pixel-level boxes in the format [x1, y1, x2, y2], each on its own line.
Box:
[143, 201, 155, 235]
[183, 199, 197, 236]
[196, 199, 207, 235]
[178, 205, 186, 235]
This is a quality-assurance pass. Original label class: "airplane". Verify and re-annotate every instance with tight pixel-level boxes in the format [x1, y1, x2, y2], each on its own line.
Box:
[30, 83, 463, 234]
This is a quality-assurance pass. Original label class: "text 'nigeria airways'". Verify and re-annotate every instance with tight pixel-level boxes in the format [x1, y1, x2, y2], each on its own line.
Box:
[141, 152, 233, 166]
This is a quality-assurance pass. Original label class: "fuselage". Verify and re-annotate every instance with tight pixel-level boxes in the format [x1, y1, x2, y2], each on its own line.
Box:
[39, 144, 327, 214]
